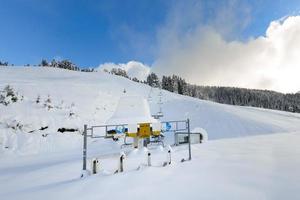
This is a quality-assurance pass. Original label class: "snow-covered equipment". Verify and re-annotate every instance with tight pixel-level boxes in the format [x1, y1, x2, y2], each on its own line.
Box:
[80, 97, 196, 175]
[82, 118, 194, 175]
[174, 132, 203, 145]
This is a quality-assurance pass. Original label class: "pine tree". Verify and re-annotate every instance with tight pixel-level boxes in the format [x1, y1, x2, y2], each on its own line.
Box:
[40, 59, 49, 67]
[110, 68, 129, 78]
[0, 61, 8, 66]
[132, 77, 139, 82]
[146, 72, 160, 88]
[50, 59, 58, 68]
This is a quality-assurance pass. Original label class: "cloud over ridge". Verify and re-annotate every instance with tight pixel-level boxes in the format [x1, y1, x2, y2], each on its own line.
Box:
[98, 61, 150, 81]
[152, 15, 300, 93]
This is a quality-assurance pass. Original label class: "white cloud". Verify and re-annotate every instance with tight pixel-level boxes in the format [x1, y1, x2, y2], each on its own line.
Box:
[152, 16, 300, 93]
[98, 61, 150, 81]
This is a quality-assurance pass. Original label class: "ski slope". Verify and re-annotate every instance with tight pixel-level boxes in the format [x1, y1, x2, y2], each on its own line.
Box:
[0, 67, 300, 200]
[1, 132, 300, 200]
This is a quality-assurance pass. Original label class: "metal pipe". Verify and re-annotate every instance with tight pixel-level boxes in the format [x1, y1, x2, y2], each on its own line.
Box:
[168, 150, 172, 164]
[83, 124, 87, 171]
[187, 119, 192, 160]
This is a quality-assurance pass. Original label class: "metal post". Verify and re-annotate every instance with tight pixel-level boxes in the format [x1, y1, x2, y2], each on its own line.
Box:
[119, 154, 124, 172]
[83, 124, 87, 171]
[133, 137, 138, 148]
[147, 152, 151, 166]
[187, 119, 192, 160]
[105, 126, 108, 137]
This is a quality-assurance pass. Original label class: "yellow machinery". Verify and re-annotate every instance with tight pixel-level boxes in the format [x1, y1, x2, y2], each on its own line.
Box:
[137, 123, 152, 138]
[124, 122, 162, 148]
[126, 123, 160, 138]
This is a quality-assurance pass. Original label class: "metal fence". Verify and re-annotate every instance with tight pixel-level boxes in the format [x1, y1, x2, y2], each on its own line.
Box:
[82, 119, 192, 172]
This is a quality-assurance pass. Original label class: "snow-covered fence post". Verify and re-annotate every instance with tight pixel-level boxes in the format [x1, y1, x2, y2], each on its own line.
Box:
[168, 149, 172, 165]
[92, 158, 100, 174]
[147, 152, 151, 166]
[187, 118, 192, 161]
[119, 152, 125, 172]
[83, 124, 87, 171]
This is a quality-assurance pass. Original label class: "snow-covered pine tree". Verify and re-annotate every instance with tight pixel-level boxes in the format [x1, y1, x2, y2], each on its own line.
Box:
[0, 85, 20, 106]
[110, 68, 129, 78]
[132, 77, 139, 82]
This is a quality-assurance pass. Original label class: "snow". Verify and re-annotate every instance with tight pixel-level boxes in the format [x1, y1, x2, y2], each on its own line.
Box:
[192, 127, 208, 141]
[1, 67, 300, 199]
[106, 95, 157, 125]
[1, 132, 300, 200]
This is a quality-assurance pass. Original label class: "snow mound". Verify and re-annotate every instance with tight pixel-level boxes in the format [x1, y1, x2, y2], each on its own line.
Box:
[192, 127, 208, 142]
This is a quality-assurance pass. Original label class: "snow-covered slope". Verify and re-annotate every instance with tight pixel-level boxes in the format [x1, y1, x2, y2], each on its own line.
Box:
[1, 67, 300, 154]
[1, 67, 300, 200]
[1, 132, 300, 200]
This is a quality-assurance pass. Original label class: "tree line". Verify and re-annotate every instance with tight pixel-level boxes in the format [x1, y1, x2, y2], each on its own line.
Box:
[40, 59, 96, 72]
[145, 72, 300, 113]
[43, 62, 299, 114]
[0, 61, 9, 66]
[0, 59, 95, 72]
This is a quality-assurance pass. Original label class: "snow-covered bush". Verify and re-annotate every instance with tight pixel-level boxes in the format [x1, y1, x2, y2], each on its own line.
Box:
[36, 95, 41, 104]
[44, 95, 53, 110]
[69, 102, 76, 117]
[5, 119, 23, 131]
[56, 100, 65, 109]
[0, 85, 22, 106]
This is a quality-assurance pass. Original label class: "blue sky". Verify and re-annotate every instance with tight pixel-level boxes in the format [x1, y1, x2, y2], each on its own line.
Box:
[0, 0, 300, 67]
